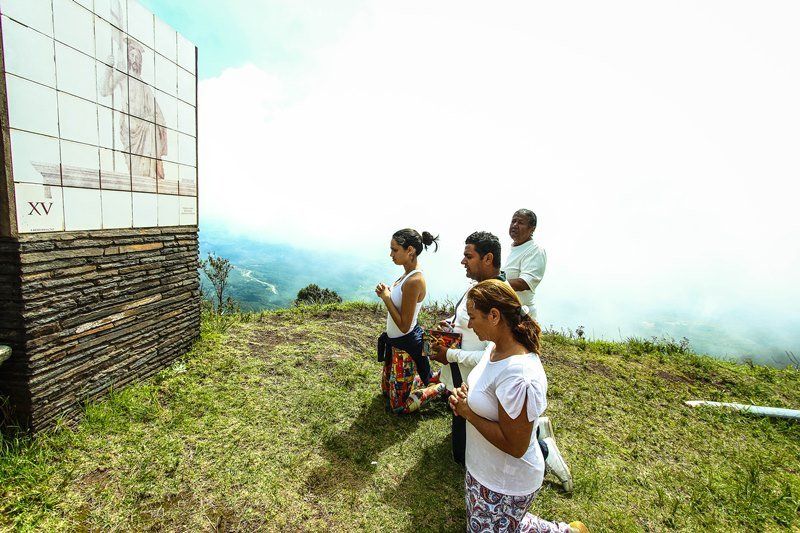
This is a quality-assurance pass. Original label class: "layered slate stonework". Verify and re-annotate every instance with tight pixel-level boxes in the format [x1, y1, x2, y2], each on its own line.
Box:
[0, 228, 199, 430]
[0, 1, 201, 431]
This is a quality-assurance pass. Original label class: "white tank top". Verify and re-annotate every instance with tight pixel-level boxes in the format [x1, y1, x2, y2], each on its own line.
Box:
[385, 269, 424, 338]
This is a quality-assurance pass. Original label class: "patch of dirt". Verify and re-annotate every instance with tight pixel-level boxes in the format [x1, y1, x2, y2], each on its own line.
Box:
[553, 357, 614, 378]
[76, 467, 112, 490]
[311, 307, 385, 325]
[244, 327, 312, 359]
[241, 308, 381, 362]
[205, 506, 237, 533]
[654, 370, 694, 385]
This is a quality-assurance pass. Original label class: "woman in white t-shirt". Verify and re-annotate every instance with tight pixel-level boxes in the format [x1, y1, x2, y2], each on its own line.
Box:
[376, 228, 445, 413]
[449, 280, 587, 533]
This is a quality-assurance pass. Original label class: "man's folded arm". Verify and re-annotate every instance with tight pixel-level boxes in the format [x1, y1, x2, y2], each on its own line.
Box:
[445, 347, 486, 367]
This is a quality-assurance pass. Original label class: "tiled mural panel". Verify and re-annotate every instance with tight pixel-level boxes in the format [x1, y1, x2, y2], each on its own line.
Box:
[0, 0, 197, 233]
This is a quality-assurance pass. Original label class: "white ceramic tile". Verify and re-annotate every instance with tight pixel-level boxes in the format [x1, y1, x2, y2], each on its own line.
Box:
[157, 193, 178, 226]
[158, 160, 179, 195]
[161, 161, 180, 181]
[126, 0, 153, 48]
[155, 90, 177, 130]
[15, 183, 64, 232]
[95, 16, 123, 66]
[130, 155, 157, 192]
[178, 164, 196, 181]
[179, 195, 196, 225]
[154, 54, 177, 96]
[139, 46, 156, 87]
[9, 130, 60, 185]
[154, 18, 176, 62]
[63, 186, 102, 230]
[97, 66, 128, 112]
[58, 92, 98, 145]
[155, 123, 168, 160]
[101, 189, 132, 228]
[127, 77, 156, 122]
[177, 132, 195, 167]
[74, 0, 91, 9]
[132, 191, 156, 226]
[177, 67, 195, 105]
[159, 127, 178, 163]
[176, 32, 194, 74]
[53, 0, 94, 56]
[99, 106, 131, 151]
[55, 42, 97, 102]
[97, 105, 112, 148]
[162, 160, 179, 181]
[176, 100, 195, 135]
[6, 75, 59, 137]
[158, 181, 178, 195]
[0, 0, 53, 37]
[125, 38, 155, 86]
[94, 0, 126, 31]
[130, 153, 157, 178]
[60, 139, 99, 188]
[113, 110, 130, 151]
[2, 16, 57, 88]
[99, 147, 131, 189]
[127, 117, 156, 156]
[178, 164, 196, 196]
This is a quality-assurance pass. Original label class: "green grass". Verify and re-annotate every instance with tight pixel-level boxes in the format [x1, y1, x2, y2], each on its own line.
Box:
[1, 301, 799, 532]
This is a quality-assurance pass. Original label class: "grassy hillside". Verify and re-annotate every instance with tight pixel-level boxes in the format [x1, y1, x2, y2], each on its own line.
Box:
[1, 303, 799, 532]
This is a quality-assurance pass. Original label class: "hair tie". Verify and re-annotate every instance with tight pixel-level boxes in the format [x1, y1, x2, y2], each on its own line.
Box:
[519, 305, 529, 317]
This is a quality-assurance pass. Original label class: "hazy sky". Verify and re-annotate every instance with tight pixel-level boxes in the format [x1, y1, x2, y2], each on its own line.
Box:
[145, 0, 800, 361]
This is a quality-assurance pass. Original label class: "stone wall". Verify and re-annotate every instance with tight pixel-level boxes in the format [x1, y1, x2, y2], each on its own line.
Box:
[0, 227, 200, 430]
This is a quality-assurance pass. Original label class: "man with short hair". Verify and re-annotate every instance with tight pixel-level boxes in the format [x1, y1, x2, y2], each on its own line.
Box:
[503, 208, 574, 492]
[430, 231, 503, 467]
[505, 209, 546, 320]
[431, 232, 572, 492]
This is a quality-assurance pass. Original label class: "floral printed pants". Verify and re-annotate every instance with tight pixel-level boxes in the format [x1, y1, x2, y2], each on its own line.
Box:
[465, 470, 571, 533]
[381, 347, 444, 414]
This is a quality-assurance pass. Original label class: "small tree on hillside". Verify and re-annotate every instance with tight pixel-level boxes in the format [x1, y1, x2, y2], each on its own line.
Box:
[295, 284, 342, 306]
[200, 253, 234, 313]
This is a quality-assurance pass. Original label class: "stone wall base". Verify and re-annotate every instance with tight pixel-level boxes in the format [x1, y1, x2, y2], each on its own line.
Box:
[0, 226, 200, 431]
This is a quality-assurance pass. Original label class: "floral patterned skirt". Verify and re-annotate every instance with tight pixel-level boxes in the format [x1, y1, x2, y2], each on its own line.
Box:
[381, 347, 444, 414]
[465, 470, 571, 533]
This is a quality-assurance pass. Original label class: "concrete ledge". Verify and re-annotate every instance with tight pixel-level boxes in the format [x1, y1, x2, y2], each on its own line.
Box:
[0, 345, 10, 366]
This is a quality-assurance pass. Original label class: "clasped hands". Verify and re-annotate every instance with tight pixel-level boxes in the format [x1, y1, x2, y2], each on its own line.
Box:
[374, 283, 390, 301]
[448, 383, 471, 418]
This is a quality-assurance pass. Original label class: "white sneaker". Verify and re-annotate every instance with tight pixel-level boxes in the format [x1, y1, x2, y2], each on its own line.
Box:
[542, 436, 573, 493]
[537, 416, 554, 440]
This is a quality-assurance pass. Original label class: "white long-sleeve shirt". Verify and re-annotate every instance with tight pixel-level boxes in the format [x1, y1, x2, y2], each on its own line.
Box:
[441, 287, 491, 392]
[503, 239, 546, 320]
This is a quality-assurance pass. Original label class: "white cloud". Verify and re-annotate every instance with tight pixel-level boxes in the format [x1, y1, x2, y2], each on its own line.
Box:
[198, 0, 800, 350]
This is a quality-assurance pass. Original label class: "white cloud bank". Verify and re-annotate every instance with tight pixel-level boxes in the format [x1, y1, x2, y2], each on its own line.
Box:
[198, 0, 800, 359]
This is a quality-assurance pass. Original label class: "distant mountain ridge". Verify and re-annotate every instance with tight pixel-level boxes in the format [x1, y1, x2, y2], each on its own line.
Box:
[199, 224, 391, 310]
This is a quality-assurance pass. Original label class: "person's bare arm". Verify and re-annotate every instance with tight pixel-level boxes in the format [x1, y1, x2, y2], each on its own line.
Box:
[508, 248, 546, 293]
[450, 386, 533, 458]
[508, 277, 530, 291]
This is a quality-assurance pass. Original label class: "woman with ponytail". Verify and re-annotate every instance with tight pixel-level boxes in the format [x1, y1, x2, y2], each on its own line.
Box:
[449, 279, 588, 533]
[376, 228, 446, 414]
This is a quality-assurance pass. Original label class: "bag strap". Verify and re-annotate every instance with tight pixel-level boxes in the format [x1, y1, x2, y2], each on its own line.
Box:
[450, 273, 505, 389]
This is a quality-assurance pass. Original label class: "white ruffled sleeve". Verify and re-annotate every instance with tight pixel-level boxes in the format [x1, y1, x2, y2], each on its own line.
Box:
[495, 372, 547, 422]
